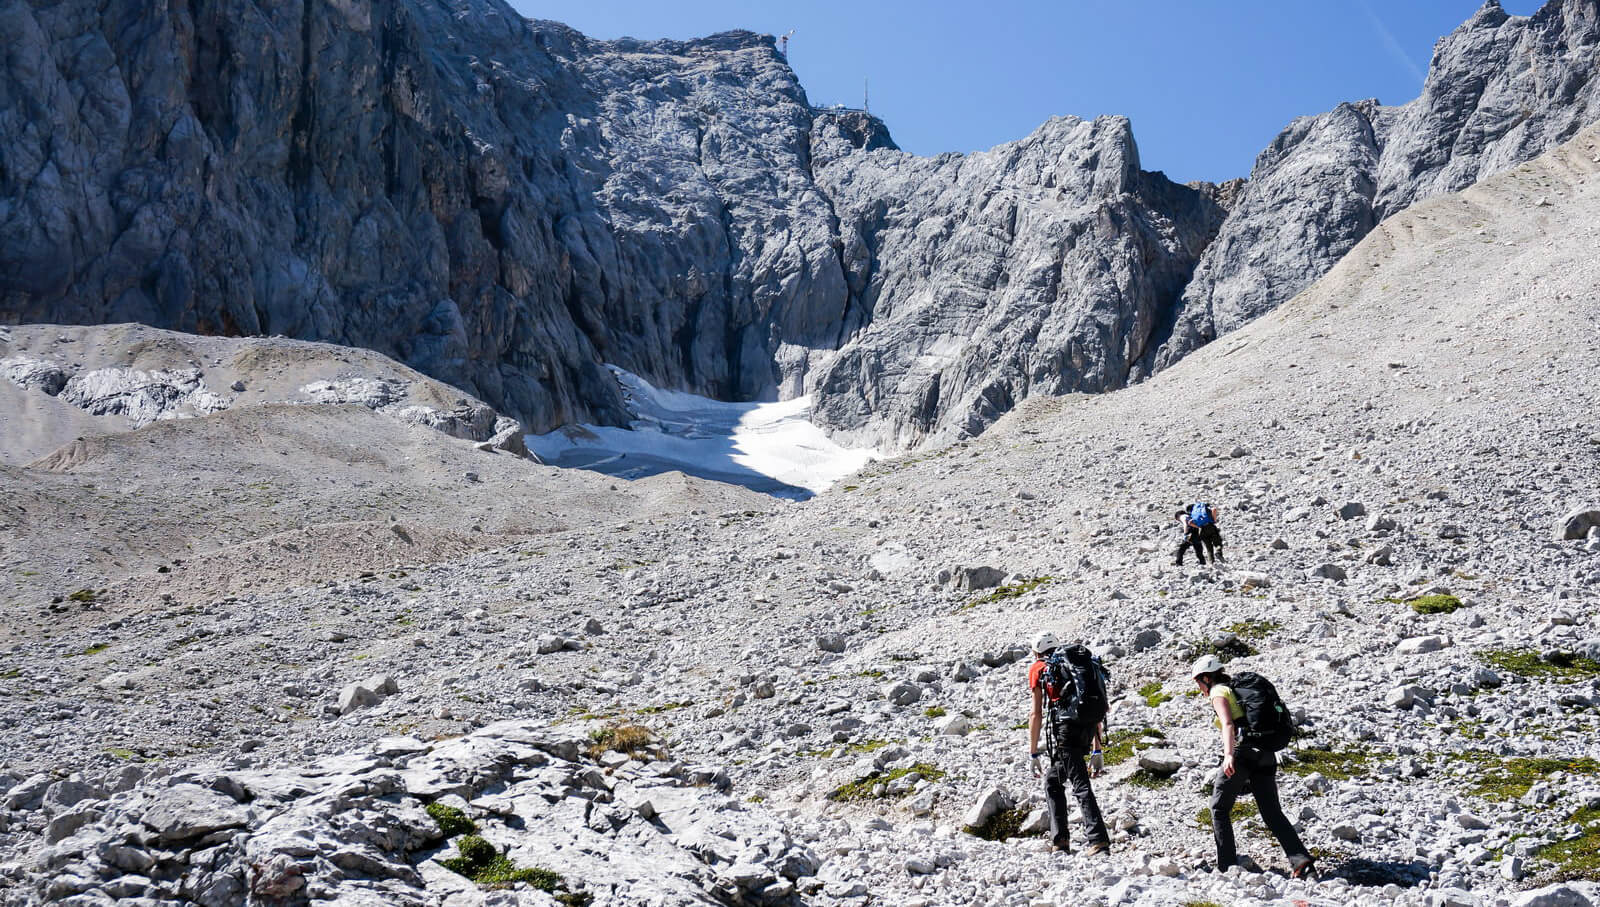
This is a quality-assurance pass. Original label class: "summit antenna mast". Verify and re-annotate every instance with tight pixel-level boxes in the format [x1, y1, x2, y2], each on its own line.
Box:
[863, 78, 869, 114]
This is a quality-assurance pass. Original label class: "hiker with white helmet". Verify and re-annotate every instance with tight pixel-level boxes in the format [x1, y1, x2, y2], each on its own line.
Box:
[1027, 631, 1112, 855]
[1190, 655, 1316, 878]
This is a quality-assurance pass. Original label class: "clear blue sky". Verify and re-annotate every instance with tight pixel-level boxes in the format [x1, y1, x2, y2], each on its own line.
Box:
[507, 0, 1546, 184]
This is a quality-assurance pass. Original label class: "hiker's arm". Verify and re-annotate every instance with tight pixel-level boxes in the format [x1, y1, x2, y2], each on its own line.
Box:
[1211, 696, 1237, 775]
[1028, 685, 1043, 755]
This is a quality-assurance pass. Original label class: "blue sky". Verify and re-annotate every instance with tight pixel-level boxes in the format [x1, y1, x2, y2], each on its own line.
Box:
[508, 1, 1547, 184]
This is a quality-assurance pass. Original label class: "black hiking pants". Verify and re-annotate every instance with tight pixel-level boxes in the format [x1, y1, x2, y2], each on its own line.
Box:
[1210, 745, 1308, 870]
[1045, 725, 1109, 849]
[1174, 527, 1206, 565]
[1199, 524, 1223, 562]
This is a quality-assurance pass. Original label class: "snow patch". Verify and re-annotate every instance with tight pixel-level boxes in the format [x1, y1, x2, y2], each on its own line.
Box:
[527, 367, 877, 500]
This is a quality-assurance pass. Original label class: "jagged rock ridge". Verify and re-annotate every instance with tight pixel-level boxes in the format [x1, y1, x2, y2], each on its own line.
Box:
[2, 0, 1598, 452]
[1149, 0, 1600, 370]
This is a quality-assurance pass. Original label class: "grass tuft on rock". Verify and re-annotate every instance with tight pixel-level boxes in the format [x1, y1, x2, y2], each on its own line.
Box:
[972, 576, 1053, 606]
[1539, 806, 1600, 881]
[438, 835, 588, 900]
[1282, 746, 1376, 781]
[1125, 767, 1176, 789]
[1223, 620, 1281, 640]
[827, 762, 945, 802]
[586, 722, 655, 761]
[1137, 681, 1172, 707]
[1453, 752, 1600, 802]
[425, 802, 476, 837]
[964, 805, 1038, 841]
[1408, 594, 1464, 614]
[1479, 649, 1600, 682]
[1102, 728, 1165, 767]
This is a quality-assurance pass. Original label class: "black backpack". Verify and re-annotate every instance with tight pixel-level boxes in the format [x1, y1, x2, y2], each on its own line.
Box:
[1042, 645, 1110, 731]
[1229, 672, 1294, 752]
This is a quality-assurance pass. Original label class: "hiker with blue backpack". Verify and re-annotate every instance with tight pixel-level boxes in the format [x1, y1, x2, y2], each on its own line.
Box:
[1190, 655, 1316, 878]
[1027, 632, 1112, 855]
[1174, 502, 1223, 566]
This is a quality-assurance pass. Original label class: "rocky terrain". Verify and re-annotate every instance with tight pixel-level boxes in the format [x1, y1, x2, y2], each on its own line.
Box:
[1, 114, 1597, 906]
[5, 0, 1599, 452]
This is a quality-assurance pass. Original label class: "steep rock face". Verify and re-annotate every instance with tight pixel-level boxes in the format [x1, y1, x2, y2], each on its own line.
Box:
[809, 114, 1224, 448]
[1152, 0, 1600, 369]
[3, 0, 1598, 451]
[0, 0, 853, 431]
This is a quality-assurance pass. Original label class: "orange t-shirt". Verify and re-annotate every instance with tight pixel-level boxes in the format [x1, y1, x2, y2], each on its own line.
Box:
[1028, 659, 1048, 693]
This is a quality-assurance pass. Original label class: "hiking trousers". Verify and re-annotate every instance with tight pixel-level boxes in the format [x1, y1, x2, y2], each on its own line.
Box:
[1045, 726, 1109, 849]
[1210, 746, 1308, 870]
[1199, 524, 1224, 562]
[1174, 528, 1206, 565]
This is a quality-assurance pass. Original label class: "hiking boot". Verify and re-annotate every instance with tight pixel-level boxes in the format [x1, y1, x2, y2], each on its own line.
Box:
[1083, 841, 1110, 856]
[1289, 856, 1318, 880]
[1172, 558, 1184, 566]
[1051, 835, 1070, 853]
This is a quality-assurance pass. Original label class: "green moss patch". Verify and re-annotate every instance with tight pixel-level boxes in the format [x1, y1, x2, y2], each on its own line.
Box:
[1453, 753, 1600, 802]
[971, 576, 1053, 607]
[827, 762, 945, 802]
[1539, 806, 1600, 881]
[924, 706, 947, 718]
[1408, 594, 1464, 615]
[1282, 746, 1376, 782]
[1479, 649, 1600, 682]
[438, 835, 588, 902]
[964, 805, 1040, 841]
[1125, 767, 1177, 789]
[1223, 620, 1281, 640]
[1102, 728, 1165, 767]
[426, 802, 477, 837]
[1137, 681, 1172, 708]
[1184, 637, 1257, 663]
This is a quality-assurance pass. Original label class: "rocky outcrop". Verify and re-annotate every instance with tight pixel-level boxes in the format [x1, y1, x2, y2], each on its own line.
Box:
[806, 114, 1225, 448]
[3, 0, 1598, 451]
[1150, 0, 1600, 369]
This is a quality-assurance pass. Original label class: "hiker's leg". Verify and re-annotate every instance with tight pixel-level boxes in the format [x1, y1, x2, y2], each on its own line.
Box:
[1186, 531, 1205, 564]
[1043, 758, 1072, 847]
[1209, 763, 1249, 869]
[1060, 739, 1109, 845]
[1205, 526, 1224, 562]
[1247, 756, 1309, 863]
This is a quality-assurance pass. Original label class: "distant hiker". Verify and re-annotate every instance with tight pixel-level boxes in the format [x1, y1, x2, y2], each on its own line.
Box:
[1173, 509, 1205, 566]
[1189, 655, 1315, 878]
[1028, 632, 1112, 855]
[1189, 502, 1224, 563]
[1173, 502, 1223, 565]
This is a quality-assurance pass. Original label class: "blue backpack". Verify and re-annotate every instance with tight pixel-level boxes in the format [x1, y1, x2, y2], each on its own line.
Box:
[1189, 503, 1215, 527]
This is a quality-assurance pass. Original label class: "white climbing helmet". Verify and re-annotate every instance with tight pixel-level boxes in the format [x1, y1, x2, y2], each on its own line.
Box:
[1031, 631, 1059, 655]
[1190, 654, 1225, 679]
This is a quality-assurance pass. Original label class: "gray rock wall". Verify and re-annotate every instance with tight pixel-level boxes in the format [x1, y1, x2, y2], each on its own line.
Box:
[1151, 0, 1600, 370]
[2, 0, 1598, 451]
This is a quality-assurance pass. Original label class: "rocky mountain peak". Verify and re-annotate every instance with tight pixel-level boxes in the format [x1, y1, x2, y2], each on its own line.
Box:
[2, 0, 1598, 453]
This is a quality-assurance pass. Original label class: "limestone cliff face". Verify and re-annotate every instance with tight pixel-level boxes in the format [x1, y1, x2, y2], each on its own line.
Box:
[1150, 0, 1600, 371]
[807, 114, 1223, 448]
[2, 0, 1597, 451]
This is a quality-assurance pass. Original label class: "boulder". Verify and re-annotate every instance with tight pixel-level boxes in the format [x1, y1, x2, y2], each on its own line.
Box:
[1310, 562, 1347, 581]
[932, 715, 970, 736]
[1136, 749, 1183, 776]
[950, 566, 1006, 592]
[963, 787, 1010, 829]
[140, 784, 249, 841]
[884, 682, 922, 707]
[338, 683, 382, 715]
[816, 633, 847, 654]
[1556, 508, 1600, 541]
[1335, 501, 1367, 520]
[1395, 635, 1449, 656]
